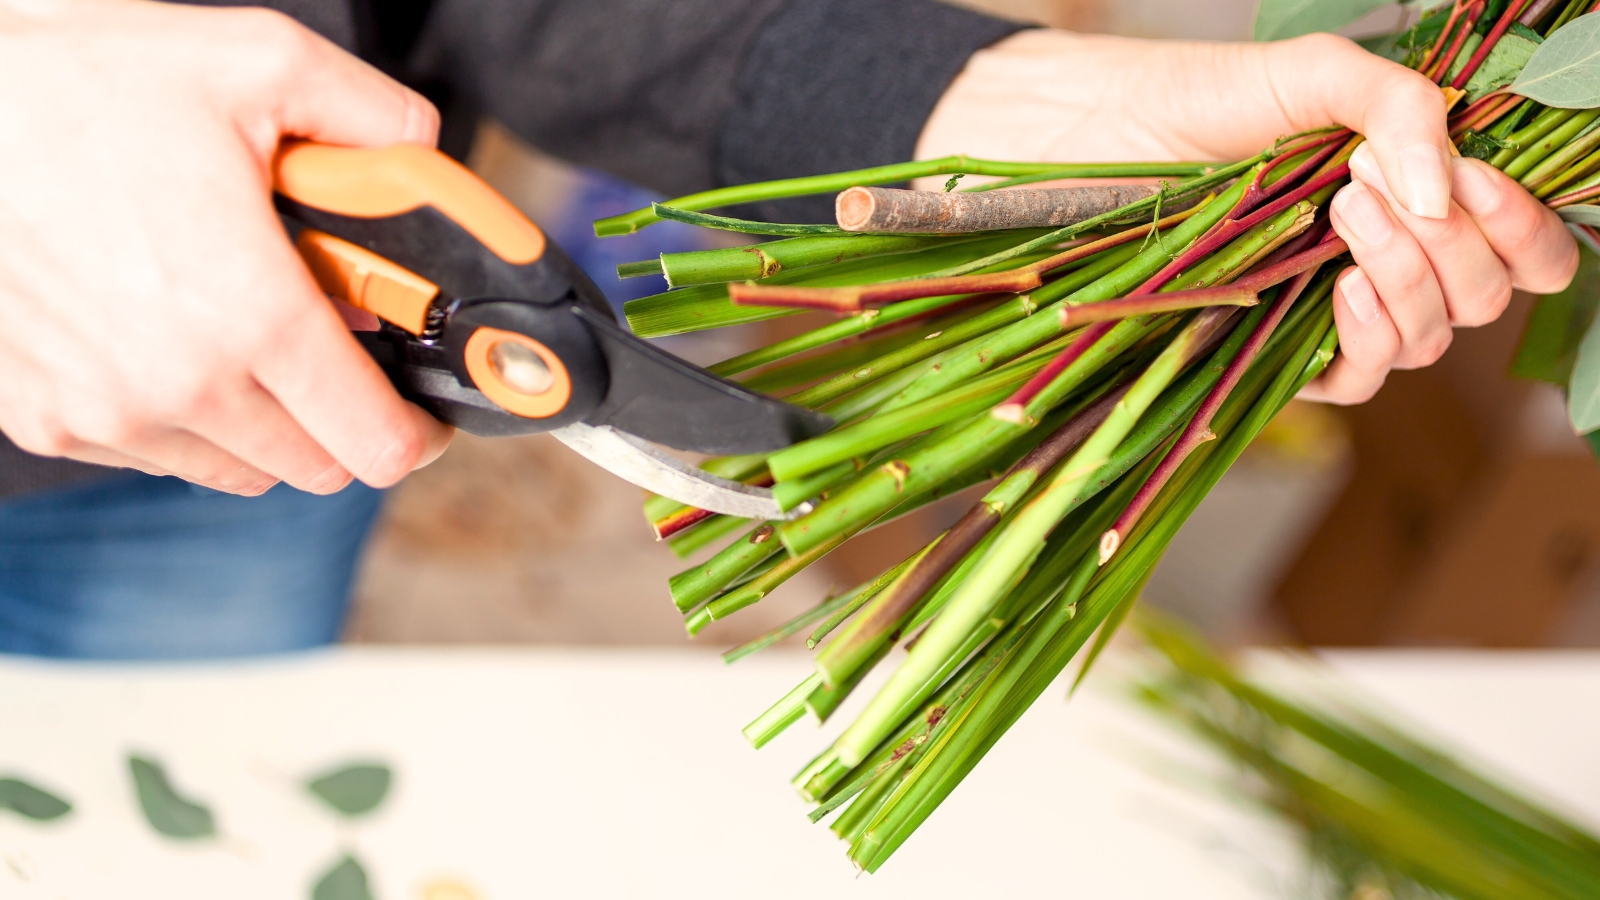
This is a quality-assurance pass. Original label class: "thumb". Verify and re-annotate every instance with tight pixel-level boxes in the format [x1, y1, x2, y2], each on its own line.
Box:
[213, 10, 440, 152]
[1265, 33, 1453, 220]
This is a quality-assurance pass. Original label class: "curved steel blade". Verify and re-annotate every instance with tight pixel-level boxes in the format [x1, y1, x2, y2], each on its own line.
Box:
[550, 422, 810, 521]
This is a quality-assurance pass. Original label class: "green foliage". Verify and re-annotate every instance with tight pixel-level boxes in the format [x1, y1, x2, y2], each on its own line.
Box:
[1252, 0, 1393, 41]
[127, 755, 215, 840]
[1460, 130, 1514, 160]
[0, 776, 71, 822]
[306, 763, 392, 818]
[1137, 614, 1600, 900]
[1513, 246, 1600, 386]
[1464, 33, 1542, 99]
[1513, 12, 1600, 108]
[312, 854, 374, 900]
[942, 173, 965, 192]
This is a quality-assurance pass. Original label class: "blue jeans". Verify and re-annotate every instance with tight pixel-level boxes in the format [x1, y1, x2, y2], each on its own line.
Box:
[0, 473, 384, 659]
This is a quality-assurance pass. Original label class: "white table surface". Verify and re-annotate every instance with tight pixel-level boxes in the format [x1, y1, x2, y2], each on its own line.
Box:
[0, 646, 1595, 899]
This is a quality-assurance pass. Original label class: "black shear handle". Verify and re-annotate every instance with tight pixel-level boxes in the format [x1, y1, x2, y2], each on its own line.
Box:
[271, 141, 611, 436]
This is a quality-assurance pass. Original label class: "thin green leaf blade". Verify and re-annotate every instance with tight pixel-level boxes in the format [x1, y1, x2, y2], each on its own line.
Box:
[1252, 0, 1390, 41]
[127, 755, 215, 840]
[0, 777, 71, 821]
[312, 853, 375, 900]
[306, 763, 392, 818]
[1512, 12, 1600, 108]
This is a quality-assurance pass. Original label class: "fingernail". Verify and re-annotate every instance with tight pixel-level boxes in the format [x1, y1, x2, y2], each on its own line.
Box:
[1341, 268, 1381, 325]
[1332, 183, 1394, 246]
[1349, 142, 1396, 202]
[1450, 157, 1502, 216]
[1399, 143, 1451, 219]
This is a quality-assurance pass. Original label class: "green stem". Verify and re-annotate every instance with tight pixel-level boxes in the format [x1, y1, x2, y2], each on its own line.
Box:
[659, 232, 1017, 287]
[722, 587, 858, 664]
[830, 308, 1240, 768]
[743, 672, 822, 749]
[668, 525, 781, 613]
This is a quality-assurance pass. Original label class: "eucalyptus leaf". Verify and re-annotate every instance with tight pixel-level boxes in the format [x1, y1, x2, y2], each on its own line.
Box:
[1463, 33, 1541, 100]
[1570, 283, 1600, 433]
[1512, 12, 1600, 108]
[312, 853, 374, 900]
[306, 763, 392, 818]
[0, 777, 71, 822]
[127, 755, 215, 840]
[1560, 204, 1600, 226]
[1513, 246, 1600, 385]
[1253, 0, 1392, 41]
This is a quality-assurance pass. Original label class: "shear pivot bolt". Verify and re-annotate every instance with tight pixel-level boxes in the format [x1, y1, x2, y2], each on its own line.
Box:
[488, 340, 553, 396]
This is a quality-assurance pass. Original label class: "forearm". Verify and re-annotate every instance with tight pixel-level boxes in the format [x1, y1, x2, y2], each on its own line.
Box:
[412, 0, 1025, 216]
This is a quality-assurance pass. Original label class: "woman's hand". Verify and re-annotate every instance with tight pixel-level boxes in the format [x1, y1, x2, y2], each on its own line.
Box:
[0, 0, 452, 495]
[917, 28, 1579, 403]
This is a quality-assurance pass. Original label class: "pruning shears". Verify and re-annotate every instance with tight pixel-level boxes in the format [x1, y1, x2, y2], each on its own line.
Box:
[271, 141, 830, 519]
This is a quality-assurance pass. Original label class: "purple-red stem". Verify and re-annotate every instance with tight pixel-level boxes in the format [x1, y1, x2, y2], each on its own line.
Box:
[1418, 1, 1471, 76]
[1427, 2, 1486, 83]
[1057, 287, 1258, 328]
[996, 233, 1348, 419]
[1132, 163, 1350, 297]
[1097, 257, 1325, 564]
[1551, 183, 1600, 207]
[1453, 0, 1533, 90]
[994, 321, 1117, 416]
[1238, 133, 1347, 217]
[652, 473, 774, 539]
[727, 208, 1197, 312]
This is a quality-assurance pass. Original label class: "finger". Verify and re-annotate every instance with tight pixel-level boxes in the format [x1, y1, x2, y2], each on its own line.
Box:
[181, 378, 354, 495]
[1299, 267, 1404, 405]
[1450, 156, 1581, 294]
[251, 286, 453, 488]
[215, 9, 440, 149]
[1329, 180, 1453, 369]
[1349, 143, 1513, 328]
[70, 427, 277, 496]
[1267, 34, 1452, 219]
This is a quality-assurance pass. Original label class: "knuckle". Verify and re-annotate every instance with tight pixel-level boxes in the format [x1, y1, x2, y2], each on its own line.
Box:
[1399, 329, 1453, 368]
[1452, 280, 1513, 328]
[7, 422, 75, 458]
[66, 403, 140, 449]
[235, 9, 318, 83]
[1286, 31, 1352, 58]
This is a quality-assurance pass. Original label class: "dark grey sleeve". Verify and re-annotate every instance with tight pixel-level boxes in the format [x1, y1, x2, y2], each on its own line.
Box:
[411, 0, 1027, 213]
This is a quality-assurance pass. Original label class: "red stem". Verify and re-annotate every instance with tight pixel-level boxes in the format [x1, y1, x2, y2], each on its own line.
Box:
[1450, 92, 1520, 138]
[1098, 257, 1326, 564]
[1550, 183, 1600, 207]
[994, 321, 1118, 418]
[1453, 0, 1533, 89]
[1427, 2, 1486, 84]
[1058, 287, 1257, 328]
[727, 206, 1199, 312]
[651, 473, 774, 539]
[1131, 163, 1350, 297]
[1238, 132, 1347, 217]
[1418, 1, 1470, 76]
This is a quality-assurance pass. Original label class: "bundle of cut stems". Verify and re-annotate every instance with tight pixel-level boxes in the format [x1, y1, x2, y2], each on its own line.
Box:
[597, 0, 1600, 872]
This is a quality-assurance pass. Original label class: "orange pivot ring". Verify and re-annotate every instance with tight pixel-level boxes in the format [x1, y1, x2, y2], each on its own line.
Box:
[462, 327, 573, 419]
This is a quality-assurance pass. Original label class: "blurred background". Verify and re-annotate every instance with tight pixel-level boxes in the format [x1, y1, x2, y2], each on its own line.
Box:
[345, 0, 1600, 653]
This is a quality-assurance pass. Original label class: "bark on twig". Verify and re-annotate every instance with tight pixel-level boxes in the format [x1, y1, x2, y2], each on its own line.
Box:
[836, 185, 1167, 233]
